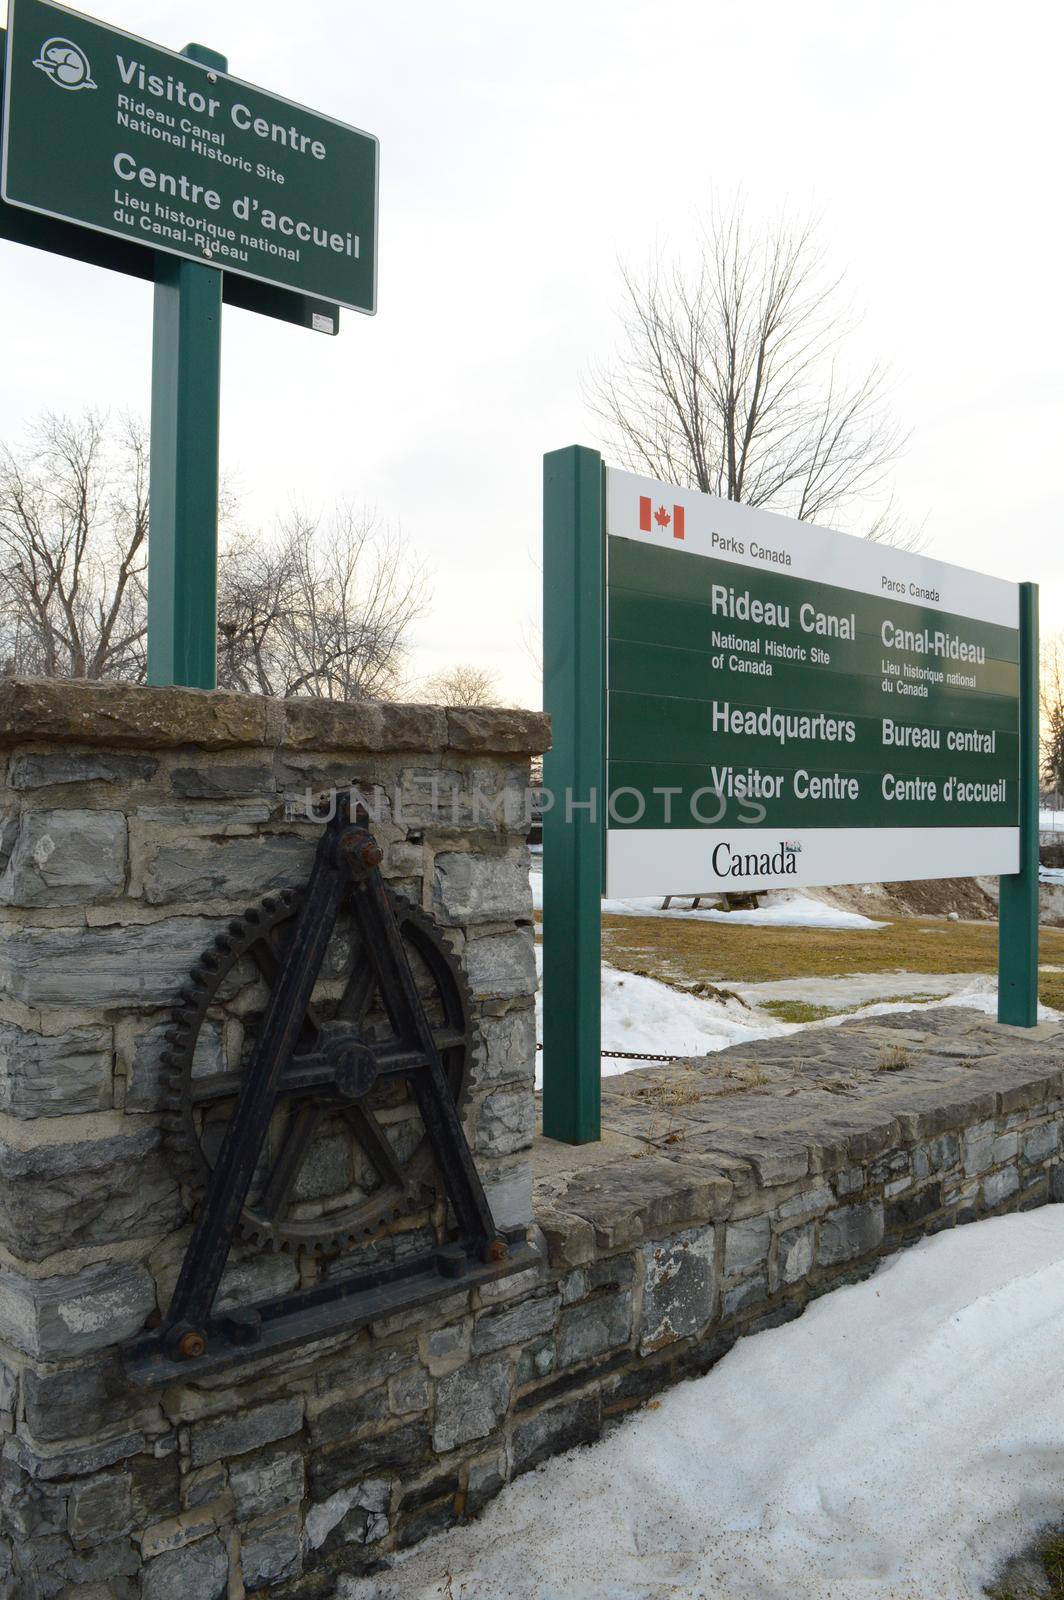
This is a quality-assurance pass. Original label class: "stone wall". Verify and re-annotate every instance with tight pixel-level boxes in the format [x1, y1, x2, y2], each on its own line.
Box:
[358, 1009, 1062, 1599]
[3, 679, 1063, 1600]
[0, 679, 547, 1599]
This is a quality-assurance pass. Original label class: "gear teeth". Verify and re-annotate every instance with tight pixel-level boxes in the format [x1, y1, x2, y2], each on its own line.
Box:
[167, 882, 472, 1257]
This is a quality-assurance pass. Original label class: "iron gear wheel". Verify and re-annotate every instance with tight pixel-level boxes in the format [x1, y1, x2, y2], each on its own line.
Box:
[161, 886, 473, 1255]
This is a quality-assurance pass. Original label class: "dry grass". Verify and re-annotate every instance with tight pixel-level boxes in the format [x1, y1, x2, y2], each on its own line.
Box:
[986, 1528, 1064, 1598]
[633, 1079, 706, 1108]
[599, 913, 1064, 1011]
[759, 993, 945, 1024]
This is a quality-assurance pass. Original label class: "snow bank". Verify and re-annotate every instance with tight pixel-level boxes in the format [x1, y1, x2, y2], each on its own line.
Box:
[530, 860, 884, 931]
[533, 951, 1058, 1086]
[533, 948, 795, 1084]
[600, 889, 886, 930]
[356, 1208, 1064, 1600]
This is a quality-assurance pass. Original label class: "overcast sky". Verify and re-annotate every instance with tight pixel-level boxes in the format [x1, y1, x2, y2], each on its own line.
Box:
[1, 0, 1061, 706]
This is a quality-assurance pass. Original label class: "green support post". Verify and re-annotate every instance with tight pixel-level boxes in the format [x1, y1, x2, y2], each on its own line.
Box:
[542, 446, 605, 1143]
[998, 581, 1040, 1025]
[146, 42, 227, 690]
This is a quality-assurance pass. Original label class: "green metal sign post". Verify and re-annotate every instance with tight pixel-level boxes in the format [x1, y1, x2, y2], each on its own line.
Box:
[1, 0, 379, 688]
[997, 582, 1040, 1025]
[147, 43, 224, 690]
[542, 446, 604, 1144]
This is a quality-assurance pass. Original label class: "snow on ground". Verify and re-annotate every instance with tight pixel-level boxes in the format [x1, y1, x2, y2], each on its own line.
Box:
[1040, 808, 1064, 835]
[346, 1209, 1064, 1600]
[532, 948, 795, 1084]
[599, 890, 886, 930]
[529, 859, 884, 931]
[729, 970, 983, 1008]
[532, 950, 1058, 1086]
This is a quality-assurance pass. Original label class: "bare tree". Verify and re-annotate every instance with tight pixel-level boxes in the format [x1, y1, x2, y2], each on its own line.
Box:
[590, 208, 922, 547]
[217, 506, 428, 701]
[0, 412, 149, 679]
[418, 662, 501, 707]
[0, 411, 428, 701]
[1041, 633, 1064, 795]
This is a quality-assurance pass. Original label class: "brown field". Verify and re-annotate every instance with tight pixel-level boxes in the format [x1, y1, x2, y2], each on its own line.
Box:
[597, 913, 1064, 1013]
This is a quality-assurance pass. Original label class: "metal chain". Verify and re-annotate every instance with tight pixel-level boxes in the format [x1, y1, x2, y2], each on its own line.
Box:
[534, 1043, 691, 1063]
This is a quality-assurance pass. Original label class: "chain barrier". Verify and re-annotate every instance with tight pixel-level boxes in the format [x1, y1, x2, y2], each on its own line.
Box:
[535, 1043, 691, 1063]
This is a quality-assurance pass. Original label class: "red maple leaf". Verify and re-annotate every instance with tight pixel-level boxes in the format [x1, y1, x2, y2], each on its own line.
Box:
[653, 504, 671, 528]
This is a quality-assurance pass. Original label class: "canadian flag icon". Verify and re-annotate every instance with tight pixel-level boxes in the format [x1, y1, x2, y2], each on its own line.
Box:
[639, 496, 685, 540]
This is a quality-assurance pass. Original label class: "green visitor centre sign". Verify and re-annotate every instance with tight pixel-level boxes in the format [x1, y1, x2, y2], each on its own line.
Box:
[2, 0, 378, 312]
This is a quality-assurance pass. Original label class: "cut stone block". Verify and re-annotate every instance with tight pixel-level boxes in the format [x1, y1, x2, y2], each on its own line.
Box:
[0, 1260, 156, 1358]
[433, 850, 532, 925]
[0, 1022, 112, 1118]
[0, 808, 126, 906]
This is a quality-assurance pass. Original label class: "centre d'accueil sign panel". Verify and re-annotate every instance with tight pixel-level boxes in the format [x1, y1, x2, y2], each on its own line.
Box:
[604, 467, 1020, 897]
[1, 0, 377, 313]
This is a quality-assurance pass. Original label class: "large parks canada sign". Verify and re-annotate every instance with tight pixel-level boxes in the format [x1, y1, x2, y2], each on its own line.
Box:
[541, 445, 1038, 1144]
[603, 468, 1020, 896]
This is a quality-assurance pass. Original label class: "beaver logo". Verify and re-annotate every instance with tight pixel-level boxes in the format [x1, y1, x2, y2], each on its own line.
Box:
[33, 37, 97, 90]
